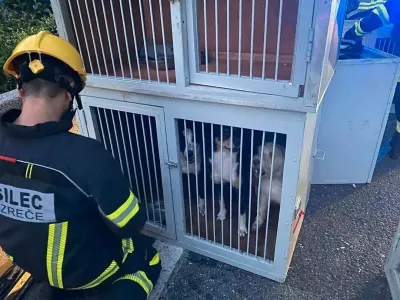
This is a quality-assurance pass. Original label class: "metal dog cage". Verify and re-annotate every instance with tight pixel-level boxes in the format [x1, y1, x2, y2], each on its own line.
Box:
[50, 0, 346, 281]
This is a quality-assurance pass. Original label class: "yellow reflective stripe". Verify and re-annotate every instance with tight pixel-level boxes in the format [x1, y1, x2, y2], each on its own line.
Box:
[114, 271, 153, 296]
[46, 222, 68, 288]
[354, 21, 366, 37]
[149, 253, 160, 266]
[71, 261, 120, 290]
[121, 238, 134, 263]
[25, 164, 33, 179]
[373, 4, 391, 26]
[396, 121, 400, 134]
[8, 255, 13, 262]
[29, 164, 33, 179]
[359, 0, 386, 10]
[106, 191, 139, 228]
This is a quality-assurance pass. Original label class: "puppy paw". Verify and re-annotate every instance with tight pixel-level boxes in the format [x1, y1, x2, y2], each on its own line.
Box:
[238, 225, 248, 237]
[217, 209, 226, 221]
[251, 218, 265, 231]
[199, 198, 205, 216]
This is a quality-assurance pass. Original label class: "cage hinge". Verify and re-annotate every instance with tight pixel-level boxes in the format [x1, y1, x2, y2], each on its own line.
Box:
[306, 27, 315, 63]
[166, 161, 178, 168]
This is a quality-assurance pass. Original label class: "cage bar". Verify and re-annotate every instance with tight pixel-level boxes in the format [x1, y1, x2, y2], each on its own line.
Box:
[84, 0, 101, 74]
[202, 122, 209, 240]
[67, 0, 86, 70]
[138, 0, 151, 81]
[158, 0, 170, 83]
[96, 108, 108, 150]
[110, 110, 125, 174]
[238, 0, 243, 77]
[140, 115, 156, 222]
[110, 0, 125, 79]
[220, 125, 224, 245]
[147, 0, 161, 83]
[148, 117, 163, 225]
[215, 0, 219, 74]
[246, 130, 254, 254]
[229, 126, 233, 249]
[132, 114, 150, 220]
[226, 0, 230, 76]
[255, 131, 266, 255]
[203, 0, 209, 73]
[128, 0, 142, 80]
[249, 0, 256, 79]
[125, 112, 142, 206]
[211, 124, 216, 242]
[118, 111, 133, 188]
[101, 0, 117, 77]
[237, 127, 244, 252]
[275, 0, 284, 81]
[264, 132, 277, 260]
[119, 0, 134, 79]
[261, 0, 270, 80]
[193, 121, 201, 238]
[76, 1, 94, 73]
[92, 0, 109, 76]
[184, 120, 194, 236]
[103, 109, 116, 158]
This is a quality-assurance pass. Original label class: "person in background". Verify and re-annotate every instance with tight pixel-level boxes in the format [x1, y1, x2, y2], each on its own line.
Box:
[0, 31, 161, 299]
[340, 0, 400, 159]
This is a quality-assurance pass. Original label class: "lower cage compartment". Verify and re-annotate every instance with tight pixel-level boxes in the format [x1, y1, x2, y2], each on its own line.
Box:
[176, 119, 286, 262]
[82, 94, 308, 281]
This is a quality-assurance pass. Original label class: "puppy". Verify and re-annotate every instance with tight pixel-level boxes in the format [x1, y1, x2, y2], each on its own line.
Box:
[252, 142, 285, 231]
[179, 123, 207, 216]
[210, 126, 251, 237]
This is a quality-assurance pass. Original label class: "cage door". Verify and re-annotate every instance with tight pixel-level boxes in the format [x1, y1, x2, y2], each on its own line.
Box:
[82, 96, 176, 239]
[184, 0, 314, 97]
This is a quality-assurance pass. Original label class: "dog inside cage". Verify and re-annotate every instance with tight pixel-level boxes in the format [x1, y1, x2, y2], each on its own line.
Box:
[177, 119, 286, 261]
[67, 0, 175, 83]
[91, 107, 167, 228]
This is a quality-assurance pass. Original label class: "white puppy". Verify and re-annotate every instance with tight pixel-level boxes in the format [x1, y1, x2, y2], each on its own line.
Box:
[252, 142, 285, 230]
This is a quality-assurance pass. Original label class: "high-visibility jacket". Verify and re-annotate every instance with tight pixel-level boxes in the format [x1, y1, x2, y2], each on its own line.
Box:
[345, 0, 400, 39]
[0, 109, 146, 290]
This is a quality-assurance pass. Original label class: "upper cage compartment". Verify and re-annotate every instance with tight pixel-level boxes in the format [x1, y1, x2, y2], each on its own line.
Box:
[67, 0, 175, 84]
[63, 0, 316, 98]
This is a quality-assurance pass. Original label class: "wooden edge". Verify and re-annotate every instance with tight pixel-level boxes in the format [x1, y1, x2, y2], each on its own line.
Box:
[5, 272, 32, 300]
[0, 260, 13, 277]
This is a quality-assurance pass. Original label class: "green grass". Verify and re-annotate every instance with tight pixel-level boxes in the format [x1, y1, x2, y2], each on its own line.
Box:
[0, 0, 56, 93]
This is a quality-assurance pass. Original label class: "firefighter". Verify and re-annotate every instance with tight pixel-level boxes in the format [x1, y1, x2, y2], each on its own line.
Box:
[340, 0, 400, 158]
[0, 31, 161, 299]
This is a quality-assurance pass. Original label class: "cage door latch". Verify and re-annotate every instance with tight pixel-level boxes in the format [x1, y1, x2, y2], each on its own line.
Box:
[166, 161, 178, 168]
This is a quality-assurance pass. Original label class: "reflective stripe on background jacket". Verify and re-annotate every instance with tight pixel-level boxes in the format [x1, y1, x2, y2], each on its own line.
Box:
[0, 109, 146, 289]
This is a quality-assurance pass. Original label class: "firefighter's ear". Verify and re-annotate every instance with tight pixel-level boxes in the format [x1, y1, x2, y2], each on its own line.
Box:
[17, 88, 24, 100]
[65, 91, 73, 103]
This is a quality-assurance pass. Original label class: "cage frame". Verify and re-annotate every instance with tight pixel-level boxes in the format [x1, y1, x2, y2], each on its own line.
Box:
[50, 0, 344, 282]
[51, 0, 343, 112]
[79, 87, 306, 281]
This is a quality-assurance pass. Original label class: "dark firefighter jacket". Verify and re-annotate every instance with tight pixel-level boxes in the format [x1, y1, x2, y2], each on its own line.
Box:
[0, 109, 146, 290]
